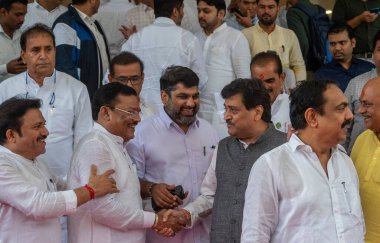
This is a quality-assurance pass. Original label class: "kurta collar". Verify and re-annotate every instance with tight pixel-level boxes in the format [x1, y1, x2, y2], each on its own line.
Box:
[93, 122, 125, 147]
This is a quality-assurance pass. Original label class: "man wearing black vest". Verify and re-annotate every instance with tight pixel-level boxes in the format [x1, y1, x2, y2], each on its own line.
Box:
[163, 78, 287, 243]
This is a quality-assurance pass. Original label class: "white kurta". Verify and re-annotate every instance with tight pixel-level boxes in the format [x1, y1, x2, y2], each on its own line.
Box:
[195, 23, 251, 138]
[94, 0, 136, 58]
[271, 93, 291, 133]
[121, 17, 207, 113]
[0, 70, 93, 179]
[0, 146, 77, 243]
[20, 1, 67, 32]
[0, 25, 21, 82]
[241, 134, 365, 243]
[68, 123, 155, 243]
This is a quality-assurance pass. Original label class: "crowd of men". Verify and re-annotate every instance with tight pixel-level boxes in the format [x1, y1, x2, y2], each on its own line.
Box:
[1, 0, 380, 242]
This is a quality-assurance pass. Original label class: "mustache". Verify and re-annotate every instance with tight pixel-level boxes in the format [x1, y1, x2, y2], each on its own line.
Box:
[341, 119, 351, 128]
[37, 135, 47, 141]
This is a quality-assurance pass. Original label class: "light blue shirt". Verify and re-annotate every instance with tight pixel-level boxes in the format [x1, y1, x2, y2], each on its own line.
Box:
[126, 108, 219, 243]
[225, 15, 258, 31]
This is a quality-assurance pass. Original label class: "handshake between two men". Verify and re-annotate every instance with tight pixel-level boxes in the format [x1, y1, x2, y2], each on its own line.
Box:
[142, 181, 195, 237]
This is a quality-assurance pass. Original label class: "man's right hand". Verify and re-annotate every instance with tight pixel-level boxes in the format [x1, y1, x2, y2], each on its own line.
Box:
[235, 11, 253, 28]
[360, 11, 378, 23]
[88, 164, 119, 198]
[151, 183, 182, 208]
[6, 58, 27, 74]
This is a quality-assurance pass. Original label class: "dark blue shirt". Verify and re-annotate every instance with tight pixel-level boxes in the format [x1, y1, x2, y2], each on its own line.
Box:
[314, 58, 375, 91]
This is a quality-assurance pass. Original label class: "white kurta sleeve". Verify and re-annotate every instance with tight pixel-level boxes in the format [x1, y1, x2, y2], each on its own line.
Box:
[231, 34, 251, 79]
[241, 156, 279, 243]
[72, 139, 155, 230]
[0, 155, 77, 220]
[73, 84, 93, 146]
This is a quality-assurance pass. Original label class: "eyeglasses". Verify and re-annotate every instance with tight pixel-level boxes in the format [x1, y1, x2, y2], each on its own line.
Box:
[114, 75, 142, 86]
[107, 106, 141, 118]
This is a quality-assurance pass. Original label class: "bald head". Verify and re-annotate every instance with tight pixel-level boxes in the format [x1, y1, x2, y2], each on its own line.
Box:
[358, 77, 380, 133]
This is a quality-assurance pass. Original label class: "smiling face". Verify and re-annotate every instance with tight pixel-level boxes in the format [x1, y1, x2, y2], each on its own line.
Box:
[224, 93, 263, 139]
[21, 33, 55, 84]
[106, 94, 141, 142]
[11, 108, 49, 160]
[161, 83, 200, 127]
[358, 78, 380, 133]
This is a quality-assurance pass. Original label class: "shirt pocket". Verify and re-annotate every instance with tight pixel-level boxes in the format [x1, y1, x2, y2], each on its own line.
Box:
[47, 108, 74, 135]
[334, 178, 362, 225]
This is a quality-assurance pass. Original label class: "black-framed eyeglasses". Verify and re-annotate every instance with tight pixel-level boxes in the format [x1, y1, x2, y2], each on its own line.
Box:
[114, 75, 142, 86]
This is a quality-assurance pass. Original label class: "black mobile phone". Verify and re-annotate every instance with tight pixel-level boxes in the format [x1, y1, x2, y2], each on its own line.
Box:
[231, 7, 245, 17]
[370, 7, 380, 14]
[151, 185, 185, 212]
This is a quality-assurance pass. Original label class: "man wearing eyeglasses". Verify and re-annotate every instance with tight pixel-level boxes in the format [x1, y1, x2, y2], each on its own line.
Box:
[108, 51, 156, 119]
[68, 82, 185, 243]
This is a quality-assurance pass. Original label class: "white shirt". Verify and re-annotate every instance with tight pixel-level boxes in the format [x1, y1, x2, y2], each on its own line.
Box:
[0, 70, 93, 179]
[271, 93, 291, 133]
[0, 146, 77, 243]
[241, 134, 365, 243]
[20, 1, 67, 32]
[0, 25, 21, 82]
[195, 23, 251, 139]
[121, 17, 207, 112]
[75, 7, 109, 79]
[68, 123, 155, 243]
[94, 0, 136, 58]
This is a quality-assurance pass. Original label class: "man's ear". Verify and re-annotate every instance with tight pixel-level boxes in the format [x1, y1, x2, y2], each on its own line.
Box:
[351, 37, 356, 49]
[99, 106, 111, 121]
[5, 129, 16, 142]
[161, 90, 169, 105]
[304, 108, 318, 128]
[253, 105, 264, 121]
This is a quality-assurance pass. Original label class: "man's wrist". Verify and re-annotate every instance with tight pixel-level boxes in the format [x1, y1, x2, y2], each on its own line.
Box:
[148, 182, 157, 197]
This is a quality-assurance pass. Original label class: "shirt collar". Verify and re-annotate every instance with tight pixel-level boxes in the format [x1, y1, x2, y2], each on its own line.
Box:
[93, 122, 125, 146]
[0, 23, 20, 39]
[74, 6, 95, 24]
[0, 145, 35, 163]
[26, 69, 56, 87]
[33, 1, 62, 12]
[237, 123, 277, 149]
[154, 17, 177, 26]
[256, 23, 277, 33]
[288, 133, 344, 154]
[159, 108, 200, 130]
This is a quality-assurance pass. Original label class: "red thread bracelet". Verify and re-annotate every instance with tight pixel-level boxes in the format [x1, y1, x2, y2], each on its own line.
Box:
[85, 184, 95, 200]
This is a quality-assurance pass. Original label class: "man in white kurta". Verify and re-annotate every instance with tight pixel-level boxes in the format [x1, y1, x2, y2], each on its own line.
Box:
[0, 0, 27, 82]
[20, 0, 67, 32]
[121, 0, 207, 113]
[0, 97, 118, 243]
[0, 25, 92, 179]
[68, 82, 182, 243]
[250, 51, 291, 133]
[241, 80, 365, 243]
[195, 0, 251, 138]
